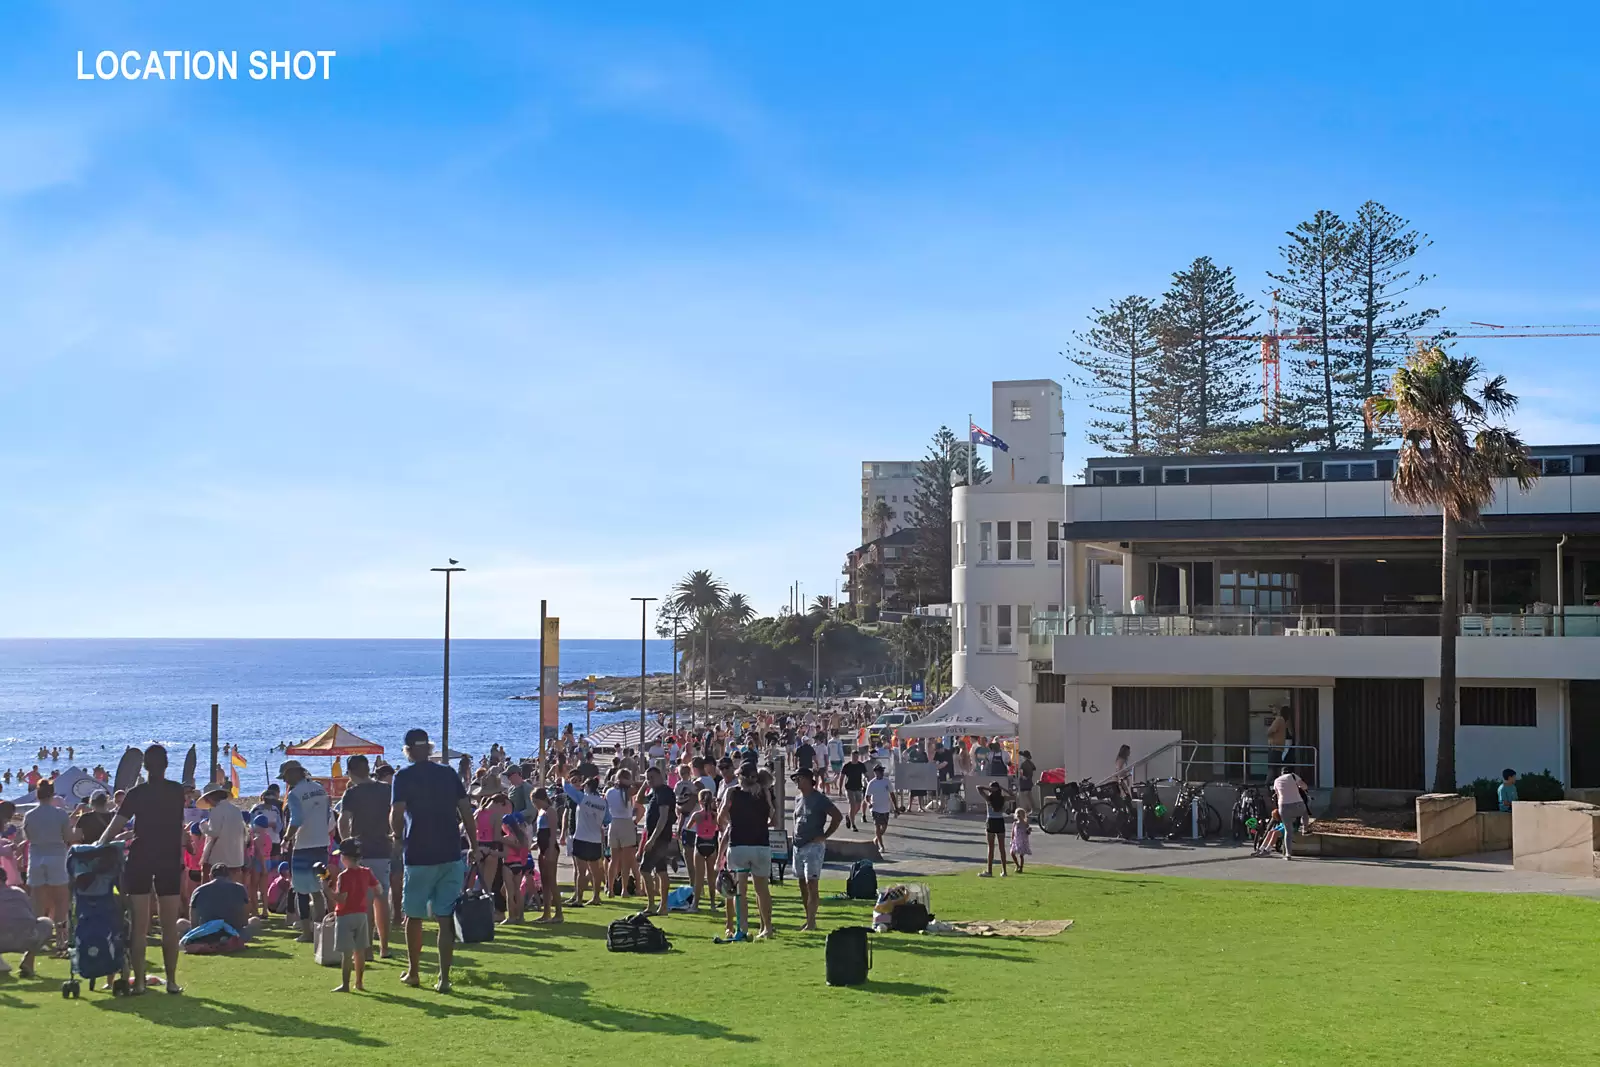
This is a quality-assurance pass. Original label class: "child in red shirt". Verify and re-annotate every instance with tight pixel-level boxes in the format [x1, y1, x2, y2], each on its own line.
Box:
[323, 838, 377, 992]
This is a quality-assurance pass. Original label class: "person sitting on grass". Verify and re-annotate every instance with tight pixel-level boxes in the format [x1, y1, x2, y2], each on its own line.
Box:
[324, 838, 378, 993]
[180, 864, 262, 945]
[0, 864, 53, 978]
[1498, 768, 1518, 811]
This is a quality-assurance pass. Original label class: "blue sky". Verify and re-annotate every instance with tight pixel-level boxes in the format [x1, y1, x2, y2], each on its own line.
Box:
[4, 2, 1599, 638]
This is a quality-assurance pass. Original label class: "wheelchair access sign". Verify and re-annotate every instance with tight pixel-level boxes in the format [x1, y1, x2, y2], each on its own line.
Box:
[910, 680, 925, 705]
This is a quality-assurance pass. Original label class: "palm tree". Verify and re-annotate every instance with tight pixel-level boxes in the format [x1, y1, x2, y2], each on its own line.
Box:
[869, 500, 895, 542]
[811, 595, 835, 616]
[1367, 344, 1537, 792]
[722, 592, 757, 627]
[670, 570, 727, 716]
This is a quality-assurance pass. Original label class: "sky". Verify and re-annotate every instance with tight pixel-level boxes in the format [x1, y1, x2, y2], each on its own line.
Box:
[3, 2, 1599, 638]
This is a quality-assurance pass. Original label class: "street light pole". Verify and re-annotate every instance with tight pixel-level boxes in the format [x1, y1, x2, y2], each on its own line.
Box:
[671, 614, 680, 736]
[430, 563, 465, 765]
[631, 597, 657, 753]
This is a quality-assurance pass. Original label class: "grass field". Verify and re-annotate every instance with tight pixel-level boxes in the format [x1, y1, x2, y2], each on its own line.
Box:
[2, 867, 1597, 1065]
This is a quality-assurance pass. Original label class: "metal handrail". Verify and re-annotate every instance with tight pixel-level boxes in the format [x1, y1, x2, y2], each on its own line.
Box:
[1176, 741, 1319, 785]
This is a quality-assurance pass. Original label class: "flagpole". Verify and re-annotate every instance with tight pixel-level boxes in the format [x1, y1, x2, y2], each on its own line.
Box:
[966, 413, 973, 487]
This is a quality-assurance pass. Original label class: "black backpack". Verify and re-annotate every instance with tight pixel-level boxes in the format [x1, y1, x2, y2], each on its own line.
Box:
[888, 901, 931, 933]
[846, 860, 877, 900]
[825, 926, 872, 986]
[606, 912, 671, 953]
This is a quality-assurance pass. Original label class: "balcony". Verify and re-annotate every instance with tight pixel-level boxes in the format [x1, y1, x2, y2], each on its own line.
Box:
[1043, 607, 1600, 682]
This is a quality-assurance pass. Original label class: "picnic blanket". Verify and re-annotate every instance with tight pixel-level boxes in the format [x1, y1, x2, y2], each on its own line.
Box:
[931, 919, 1073, 937]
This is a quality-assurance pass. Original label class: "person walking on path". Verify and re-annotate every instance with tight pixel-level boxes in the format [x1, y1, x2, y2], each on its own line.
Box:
[716, 764, 776, 942]
[338, 755, 393, 959]
[1015, 750, 1038, 821]
[840, 751, 867, 831]
[97, 743, 186, 995]
[864, 764, 895, 854]
[789, 768, 841, 931]
[279, 760, 331, 943]
[389, 728, 477, 993]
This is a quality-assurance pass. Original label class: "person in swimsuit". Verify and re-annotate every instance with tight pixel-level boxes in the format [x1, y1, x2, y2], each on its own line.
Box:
[690, 790, 719, 911]
[530, 789, 563, 924]
[979, 780, 1011, 878]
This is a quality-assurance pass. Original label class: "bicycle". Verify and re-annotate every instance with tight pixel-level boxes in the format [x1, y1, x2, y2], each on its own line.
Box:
[1167, 781, 1223, 839]
[1231, 784, 1271, 844]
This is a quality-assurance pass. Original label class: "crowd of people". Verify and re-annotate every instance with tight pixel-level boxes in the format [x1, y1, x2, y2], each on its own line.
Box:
[0, 700, 1031, 993]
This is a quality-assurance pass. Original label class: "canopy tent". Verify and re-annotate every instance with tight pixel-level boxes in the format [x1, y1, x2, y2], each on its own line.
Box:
[286, 723, 385, 757]
[897, 684, 1019, 738]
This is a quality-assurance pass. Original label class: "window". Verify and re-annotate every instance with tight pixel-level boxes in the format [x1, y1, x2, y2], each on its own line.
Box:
[1046, 603, 1060, 614]
[997, 605, 1013, 648]
[1461, 687, 1537, 727]
[997, 521, 1013, 562]
[872, 463, 881, 477]
[979, 605, 992, 649]
[1164, 468, 1189, 485]
[978, 522, 993, 562]
[1016, 521, 1033, 561]
[951, 522, 966, 566]
[1275, 465, 1301, 482]
[1219, 566, 1299, 610]
[1011, 400, 1032, 420]
[1017, 604, 1032, 637]
[1324, 461, 1377, 481]
[1092, 467, 1143, 486]
[1047, 521, 1061, 561]
[953, 604, 966, 652]
[1534, 456, 1572, 476]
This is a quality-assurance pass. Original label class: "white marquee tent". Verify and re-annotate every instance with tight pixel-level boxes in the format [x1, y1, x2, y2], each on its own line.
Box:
[897, 684, 1019, 738]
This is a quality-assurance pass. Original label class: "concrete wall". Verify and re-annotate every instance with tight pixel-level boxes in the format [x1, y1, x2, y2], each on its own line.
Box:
[1511, 800, 1600, 876]
[1053, 681, 1183, 781]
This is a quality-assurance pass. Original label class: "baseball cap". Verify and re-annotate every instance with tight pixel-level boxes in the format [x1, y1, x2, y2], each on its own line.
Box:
[403, 728, 430, 748]
[790, 767, 815, 782]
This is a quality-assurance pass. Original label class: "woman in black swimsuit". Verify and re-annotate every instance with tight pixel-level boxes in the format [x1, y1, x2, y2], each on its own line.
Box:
[980, 781, 1010, 878]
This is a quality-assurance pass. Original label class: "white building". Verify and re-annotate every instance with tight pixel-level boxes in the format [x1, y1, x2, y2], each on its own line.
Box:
[951, 380, 1600, 793]
[861, 460, 918, 544]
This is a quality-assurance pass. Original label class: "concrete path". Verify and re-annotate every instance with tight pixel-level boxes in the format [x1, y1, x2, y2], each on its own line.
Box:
[825, 805, 1600, 897]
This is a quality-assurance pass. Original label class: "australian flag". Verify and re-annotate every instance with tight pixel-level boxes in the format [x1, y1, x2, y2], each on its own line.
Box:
[970, 422, 1010, 452]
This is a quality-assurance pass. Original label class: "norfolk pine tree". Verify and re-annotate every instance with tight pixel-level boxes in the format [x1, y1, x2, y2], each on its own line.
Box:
[1270, 210, 1358, 449]
[1152, 256, 1258, 451]
[1067, 295, 1161, 454]
[1347, 201, 1442, 448]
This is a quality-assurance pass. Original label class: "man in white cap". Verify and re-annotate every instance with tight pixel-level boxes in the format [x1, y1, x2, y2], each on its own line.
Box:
[279, 760, 331, 942]
[199, 784, 247, 879]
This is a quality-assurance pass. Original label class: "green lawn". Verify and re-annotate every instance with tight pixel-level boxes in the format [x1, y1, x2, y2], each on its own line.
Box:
[3, 867, 1597, 1065]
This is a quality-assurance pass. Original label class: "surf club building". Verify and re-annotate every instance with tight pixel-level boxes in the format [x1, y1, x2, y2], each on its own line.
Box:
[951, 380, 1600, 792]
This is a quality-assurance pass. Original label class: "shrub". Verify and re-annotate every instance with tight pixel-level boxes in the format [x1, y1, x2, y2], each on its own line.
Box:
[1459, 769, 1565, 810]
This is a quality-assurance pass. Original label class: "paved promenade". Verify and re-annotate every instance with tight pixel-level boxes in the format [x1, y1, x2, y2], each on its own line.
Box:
[829, 805, 1600, 897]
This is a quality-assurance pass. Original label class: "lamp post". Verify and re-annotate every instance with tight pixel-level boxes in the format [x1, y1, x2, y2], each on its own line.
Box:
[631, 596, 657, 753]
[430, 562, 465, 765]
[671, 613, 680, 736]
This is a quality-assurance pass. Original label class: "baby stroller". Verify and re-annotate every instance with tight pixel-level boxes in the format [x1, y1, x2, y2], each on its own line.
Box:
[62, 842, 131, 999]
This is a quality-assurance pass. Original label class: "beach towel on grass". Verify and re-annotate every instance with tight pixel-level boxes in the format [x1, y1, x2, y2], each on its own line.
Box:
[937, 919, 1073, 937]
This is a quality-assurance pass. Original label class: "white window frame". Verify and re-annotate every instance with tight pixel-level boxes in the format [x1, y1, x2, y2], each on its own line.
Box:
[1534, 456, 1574, 476]
[1046, 520, 1061, 562]
[979, 604, 992, 650]
[1011, 400, 1032, 421]
[997, 605, 1013, 648]
[978, 521, 993, 563]
[952, 521, 966, 566]
[1017, 604, 1032, 640]
[955, 604, 966, 652]
[1163, 462, 1299, 485]
[1089, 467, 1144, 487]
[1016, 520, 1033, 562]
[997, 521, 1013, 562]
[1323, 461, 1377, 481]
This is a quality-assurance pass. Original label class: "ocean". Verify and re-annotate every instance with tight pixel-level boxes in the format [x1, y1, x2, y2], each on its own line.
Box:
[0, 639, 675, 783]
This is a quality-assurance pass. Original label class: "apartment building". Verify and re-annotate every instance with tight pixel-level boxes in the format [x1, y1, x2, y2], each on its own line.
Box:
[860, 460, 918, 544]
[951, 417, 1600, 791]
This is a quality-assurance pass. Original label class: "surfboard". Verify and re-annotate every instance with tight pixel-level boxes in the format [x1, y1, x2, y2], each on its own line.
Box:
[182, 745, 197, 788]
[113, 746, 144, 791]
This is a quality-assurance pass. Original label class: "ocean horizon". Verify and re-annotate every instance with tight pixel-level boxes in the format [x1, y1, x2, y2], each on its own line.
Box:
[0, 638, 676, 782]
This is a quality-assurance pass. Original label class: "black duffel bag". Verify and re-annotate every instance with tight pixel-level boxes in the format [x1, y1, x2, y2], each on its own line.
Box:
[607, 911, 671, 953]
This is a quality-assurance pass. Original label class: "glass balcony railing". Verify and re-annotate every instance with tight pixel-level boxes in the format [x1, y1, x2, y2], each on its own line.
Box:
[1031, 606, 1600, 639]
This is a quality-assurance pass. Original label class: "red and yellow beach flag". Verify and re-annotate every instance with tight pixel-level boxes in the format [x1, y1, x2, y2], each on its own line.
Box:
[230, 749, 248, 769]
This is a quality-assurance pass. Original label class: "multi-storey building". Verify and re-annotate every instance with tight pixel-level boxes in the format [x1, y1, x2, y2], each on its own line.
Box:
[951, 383, 1600, 791]
[860, 460, 918, 544]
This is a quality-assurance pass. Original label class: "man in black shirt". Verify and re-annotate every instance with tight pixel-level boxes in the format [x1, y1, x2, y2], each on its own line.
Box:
[638, 766, 676, 916]
[795, 738, 817, 774]
[840, 752, 868, 832]
[97, 743, 185, 995]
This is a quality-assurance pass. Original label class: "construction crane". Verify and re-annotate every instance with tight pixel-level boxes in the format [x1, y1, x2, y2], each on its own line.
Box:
[1216, 294, 1600, 420]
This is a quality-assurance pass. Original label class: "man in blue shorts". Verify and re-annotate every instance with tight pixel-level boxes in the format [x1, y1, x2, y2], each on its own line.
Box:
[389, 728, 476, 993]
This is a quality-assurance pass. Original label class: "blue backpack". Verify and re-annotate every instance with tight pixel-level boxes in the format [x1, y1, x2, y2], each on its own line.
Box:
[846, 860, 877, 900]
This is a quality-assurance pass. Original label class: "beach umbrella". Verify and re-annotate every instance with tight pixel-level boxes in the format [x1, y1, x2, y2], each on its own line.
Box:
[285, 724, 385, 757]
